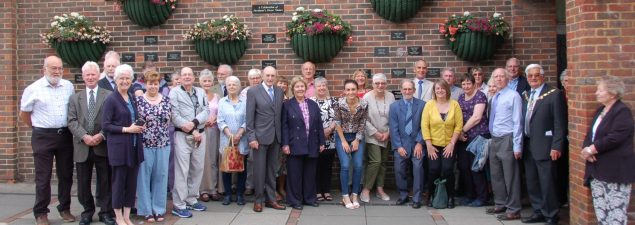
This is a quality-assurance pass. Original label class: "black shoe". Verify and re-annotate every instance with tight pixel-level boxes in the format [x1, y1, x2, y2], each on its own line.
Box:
[521, 213, 546, 223]
[98, 215, 115, 225]
[304, 202, 319, 207]
[395, 198, 408, 205]
[412, 202, 422, 209]
[545, 217, 559, 225]
[222, 195, 232, 205]
[447, 198, 455, 209]
[237, 195, 246, 205]
[291, 204, 303, 210]
[79, 217, 91, 225]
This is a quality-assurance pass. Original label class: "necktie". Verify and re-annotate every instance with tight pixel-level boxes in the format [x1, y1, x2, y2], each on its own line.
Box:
[223, 85, 228, 97]
[405, 101, 413, 135]
[268, 87, 274, 101]
[417, 80, 424, 99]
[87, 90, 96, 134]
[525, 90, 536, 135]
[111, 81, 116, 90]
[488, 93, 499, 132]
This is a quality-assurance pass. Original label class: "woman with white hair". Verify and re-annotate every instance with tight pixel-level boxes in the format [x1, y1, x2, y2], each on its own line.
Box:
[310, 77, 337, 202]
[198, 69, 222, 202]
[240, 69, 262, 99]
[360, 73, 395, 203]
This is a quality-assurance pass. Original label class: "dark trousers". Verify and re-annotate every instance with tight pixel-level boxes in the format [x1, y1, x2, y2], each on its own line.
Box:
[315, 148, 335, 194]
[456, 140, 488, 202]
[523, 142, 560, 219]
[31, 129, 74, 217]
[251, 140, 279, 203]
[223, 157, 247, 197]
[286, 155, 318, 206]
[111, 165, 138, 208]
[427, 145, 455, 198]
[76, 149, 112, 219]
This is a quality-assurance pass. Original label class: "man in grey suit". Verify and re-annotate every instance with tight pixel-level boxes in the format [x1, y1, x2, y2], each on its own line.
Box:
[389, 79, 426, 208]
[209, 64, 232, 97]
[521, 64, 565, 225]
[246, 66, 286, 212]
[67, 61, 115, 225]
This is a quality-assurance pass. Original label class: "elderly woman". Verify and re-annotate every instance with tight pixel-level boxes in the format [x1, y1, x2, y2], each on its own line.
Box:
[486, 78, 498, 101]
[334, 79, 368, 209]
[352, 69, 371, 98]
[131, 61, 157, 97]
[581, 76, 635, 225]
[360, 73, 395, 203]
[162, 71, 180, 191]
[135, 71, 171, 222]
[240, 69, 262, 99]
[217, 76, 249, 205]
[281, 76, 325, 210]
[422, 80, 463, 209]
[198, 69, 222, 202]
[102, 64, 145, 225]
[456, 74, 489, 207]
[472, 67, 488, 94]
[310, 77, 337, 202]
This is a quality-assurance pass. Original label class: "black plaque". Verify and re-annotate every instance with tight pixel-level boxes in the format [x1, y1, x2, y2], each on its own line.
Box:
[427, 68, 441, 78]
[262, 34, 277, 43]
[390, 90, 403, 100]
[315, 70, 325, 78]
[374, 47, 389, 57]
[391, 69, 407, 78]
[74, 74, 84, 83]
[144, 36, 158, 45]
[262, 60, 277, 68]
[121, 53, 135, 62]
[167, 52, 181, 61]
[391, 31, 406, 40]
[407, 46, 423, 56]
[364, 69, 372, 78]
[144, 53, 158, 62]
[252, 4, 284, 14]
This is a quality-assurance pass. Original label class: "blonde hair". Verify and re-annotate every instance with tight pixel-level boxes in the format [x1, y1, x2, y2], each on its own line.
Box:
[432, 79, 451, 100]
[289, 76, 307, 97]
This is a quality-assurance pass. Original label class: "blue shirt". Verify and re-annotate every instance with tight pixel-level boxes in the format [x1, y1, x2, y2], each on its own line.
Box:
[217, 96, 248, 155]
[490, 86, 523, 152]
[508, 77, 519, 92]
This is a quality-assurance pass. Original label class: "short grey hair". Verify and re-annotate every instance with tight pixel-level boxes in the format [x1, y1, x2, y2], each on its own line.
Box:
[218, 64, 233, 76]
[598, 75, 625, 100]
[114, 64, 134, 80]
[225, 76, 241, 89]
[247, 69, 262, 79]
[200, 69, 215, 81]
[372, 73, 387, 82]
[314, 77, 328, 86]
[104, 51, 120, 61]
[401, 79, 415, 87]
[441, 67, 455, 76]
[560, 69, 568, 82]
[525, 64, 544, 75]
[81, 61, 100, 74]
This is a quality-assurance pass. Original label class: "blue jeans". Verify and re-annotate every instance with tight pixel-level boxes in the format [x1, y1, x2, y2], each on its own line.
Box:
[136, 146, 170, 216]
[335, 133, 365, 196]
[223, 157, 247, 197]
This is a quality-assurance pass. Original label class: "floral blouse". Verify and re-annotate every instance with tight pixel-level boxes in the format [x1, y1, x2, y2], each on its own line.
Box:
[137, 95, 171, 148]
[333, 97, 368, 141]
[310, 96, 337, 149]
[458, 91, 489, 140]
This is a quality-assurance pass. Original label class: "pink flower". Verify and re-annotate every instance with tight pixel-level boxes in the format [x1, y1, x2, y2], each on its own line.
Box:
[346, 36, 353, 44]
[439, 24, 447, 34]
[333, 25, 342, 31]
[448, 26, 458, 35]
[313, 22, 325, 33]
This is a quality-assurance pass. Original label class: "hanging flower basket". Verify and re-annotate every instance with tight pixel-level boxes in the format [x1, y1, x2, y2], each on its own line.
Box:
[286, 7, 353, 63]
[184, 15, 251, 66]
[370, 0, 424, 23]
[41, 13, 111, 67]
[117, 0, 177, 28]
[439, 12, 510, 62]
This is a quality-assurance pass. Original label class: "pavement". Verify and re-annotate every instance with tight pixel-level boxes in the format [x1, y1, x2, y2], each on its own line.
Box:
[0, 182, 569, 225]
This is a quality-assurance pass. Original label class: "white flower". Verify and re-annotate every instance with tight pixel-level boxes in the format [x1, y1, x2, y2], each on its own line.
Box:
[63, 13, 68, 17]
[54, 16, 60, 20]
[296, 7, 305, 11]
[293, 12, 297, 16]
[70, 12, 79, 17]
[493, 12, 501, 18]
[313, 8, 322, 13]
[51, 22, 58, 27]
[59, 17, 66, 22]
[463, 11, 470, 16]
[292, 16, 298, 21]
[452, 14, 456, 17]
[225, 18, 231, 22]
[223, 15, 228, 19]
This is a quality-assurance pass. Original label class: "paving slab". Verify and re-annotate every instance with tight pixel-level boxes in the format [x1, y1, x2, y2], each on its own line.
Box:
[230, 213, 289, 225]
[0, 195, 34, 220]
[364, 205, 430, 217]
[173, 212, 236, 225]
[299, 205, 364, 216]
[297, 215, 366, 225]
[366, 216, 435, 225]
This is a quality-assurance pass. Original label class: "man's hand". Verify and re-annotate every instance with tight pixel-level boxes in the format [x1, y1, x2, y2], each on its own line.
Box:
[550, 150, 561, 161]
[192, 130, 202, 142]
[414, 143, 423, 160]
[397, 147, 407, 158]
[249, 140, 259, 150]
[181, 122, 195, 133]
[82, 135, 96, 146]
[514, 152, 522, 160]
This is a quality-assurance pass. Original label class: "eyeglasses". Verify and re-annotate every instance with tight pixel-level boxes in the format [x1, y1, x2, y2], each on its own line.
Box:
[47, 66, 63, 71]
[374, 82, 387, 85]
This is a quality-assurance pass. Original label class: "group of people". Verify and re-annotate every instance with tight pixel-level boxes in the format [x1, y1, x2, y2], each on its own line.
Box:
[20, 52, 635, 225]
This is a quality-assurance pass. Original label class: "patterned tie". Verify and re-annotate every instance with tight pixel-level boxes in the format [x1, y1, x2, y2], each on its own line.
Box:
[87, 90, 96, 134]
[417, 80, 424, 99]
[405, 101, 413, 135]
[268, 87, 274, 101]
[525, 90, 536, 135]
[489, 93, 499, 132]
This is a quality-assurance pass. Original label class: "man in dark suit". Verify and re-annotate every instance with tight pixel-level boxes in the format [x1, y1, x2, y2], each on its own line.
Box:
[210, 64, 232, 97]
[68, 61, 115, 225]
[521, 64, 566, 225]
[506, 57, 530, 95]
[246, 66, 286, 212]
[389, 79, 426, 208]
[97, 51, 119, 92]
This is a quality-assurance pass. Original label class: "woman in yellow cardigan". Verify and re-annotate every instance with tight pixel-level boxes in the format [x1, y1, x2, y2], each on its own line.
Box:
[422, 80, 463, 208]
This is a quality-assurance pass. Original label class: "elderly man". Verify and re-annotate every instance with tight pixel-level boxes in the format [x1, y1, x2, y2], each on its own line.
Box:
[246, 66, 286, 212]
[211, 64, 232, 97]
[521, 64, 565, 225]
[486, 68, 523, 221]
[20, 56, 76, 225]
[506, 57, 530, 95]
[170, 67, 210, 218]
[301, 61, 316, 98]
[98, 51, 120, 91]
[412, 60, 434, 101]
[389, 79, 426, 208]
[68, 61, 115, 225]
[240, 68, 262, 99]
[440, 68, 464, 100]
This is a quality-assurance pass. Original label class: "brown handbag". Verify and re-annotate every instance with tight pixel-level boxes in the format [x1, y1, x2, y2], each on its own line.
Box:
[220, 135, 245, 173]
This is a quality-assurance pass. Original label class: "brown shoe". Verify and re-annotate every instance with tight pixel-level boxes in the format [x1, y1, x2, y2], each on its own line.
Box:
[485, 207, 506, 214]
[253, 203, 263, 212]
[199, 193, 211, 202]
[35, 214, 49, 225]
[59, 210, 76, 222]
[497, 212, 521, 221]
[210, 193, 222, 201]
[265, 201, 286, 210]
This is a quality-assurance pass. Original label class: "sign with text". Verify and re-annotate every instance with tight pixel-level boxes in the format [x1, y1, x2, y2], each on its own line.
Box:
[407, 46, 423, 56]
[74, 74, 84, 83]
[374, 47, 389, 57]
[391, 69, 407, 78]
[252, 4, 284, 14]
[262, 34, 277, 43]
[364, 69, 372, 78]
[144, 36, 158, 45]
[390, 31, 406, 40]
[390, 90, 403, 100]
[427, 68, 441, 78]
[121, 53, 135, 62]
[315, 70, 325, 78]
[144, 52, 158, 62]
[167, 52, 181, 61]
[262, 60, 277, 68]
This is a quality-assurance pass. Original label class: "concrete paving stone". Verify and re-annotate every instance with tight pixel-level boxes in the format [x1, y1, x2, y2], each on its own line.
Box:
[299, 205, 364, 216]
[173, 212, 236, 225]
[297, 215, 366, 225]
[366, 216, 435, 225]
[239, 207, 291, 215]
[198, 201, 243, 213]
[0, 195, 34, 220]
[364, 205, 431, 217]
[441, 216, 503, 225]
[230, 213, 289, 225]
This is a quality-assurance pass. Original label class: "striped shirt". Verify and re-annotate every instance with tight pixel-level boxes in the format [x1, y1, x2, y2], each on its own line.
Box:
[20, 77, 75, 128]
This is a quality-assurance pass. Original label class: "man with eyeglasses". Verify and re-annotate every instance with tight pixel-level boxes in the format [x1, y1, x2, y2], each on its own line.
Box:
[506, 57, 530, 95]
[20, 56, 77, 225]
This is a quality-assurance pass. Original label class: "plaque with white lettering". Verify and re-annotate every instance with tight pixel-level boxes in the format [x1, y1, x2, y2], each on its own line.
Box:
[407, 46, 423, 56]
[391, 69, 407, 78]
[121, 53, 135, 62]
[144, 36, 158, 45]
[391, 31, 406, 40]
[252, 4, 284, 14]
[391, 90, 403, 100]
[167, 52, 181, 61]
[262, 34, 276, 43]
[262, 60, 277, 69]
[315, 70, 325, 78]
[144, 53, 158, 62]
[374, 47, 389, 57]
[427, 68, 441, 78]
[74, 74, 84, 83]
[364, 69, 372, 78]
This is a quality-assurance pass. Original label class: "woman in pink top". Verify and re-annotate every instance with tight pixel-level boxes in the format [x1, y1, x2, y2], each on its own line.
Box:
[198, 69, 222, 202]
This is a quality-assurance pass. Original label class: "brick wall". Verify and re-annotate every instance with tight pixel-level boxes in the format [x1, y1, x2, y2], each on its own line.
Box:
[0, 1, 18, 182]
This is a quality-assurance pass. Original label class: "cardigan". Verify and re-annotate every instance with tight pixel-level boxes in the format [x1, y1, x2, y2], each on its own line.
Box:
[421, 99, 464, 147]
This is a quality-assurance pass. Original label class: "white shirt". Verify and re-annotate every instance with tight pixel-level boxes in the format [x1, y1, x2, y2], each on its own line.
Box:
[86, 86, 99, 105]
[20, 77, 75, 128]
[413, 78, 434, 101]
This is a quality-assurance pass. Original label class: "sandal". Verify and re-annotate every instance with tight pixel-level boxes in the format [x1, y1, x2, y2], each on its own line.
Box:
[200, 193, 211, 202]
[324, 193, 333, 201]
[155, 214, 164, 222]
[317, 194, 325, 201]
[144, 215, 155, 223]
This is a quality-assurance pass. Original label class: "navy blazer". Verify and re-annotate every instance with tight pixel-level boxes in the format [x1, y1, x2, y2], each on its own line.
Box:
[515, 75, 530, 96]
[102, 92, 144, 167]
[281, 98, 325, 158]
[389, 98, 426, 153]
[98, 77, 115, 92]
[583, 100, 635, 185]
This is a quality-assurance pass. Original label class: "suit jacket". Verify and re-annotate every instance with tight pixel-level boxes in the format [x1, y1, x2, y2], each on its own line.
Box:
[210, 84, 224, 97]
[515, 75, 530, 96]
[522, 84, 566, 160]
[583, 100, 635, 185]
[389, 98, 425, 154]
[102, 92, 144, 167]
[98, 77, 115, 92]
[246, 84, 284, 145]
[281, 98, 325, 158]
[68, 88, 111, 162]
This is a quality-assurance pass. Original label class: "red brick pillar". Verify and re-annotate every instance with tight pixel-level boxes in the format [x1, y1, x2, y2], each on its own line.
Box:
[0, 1, 18, 182]
[566, 1, 635, 224]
